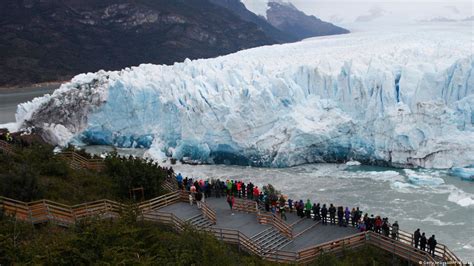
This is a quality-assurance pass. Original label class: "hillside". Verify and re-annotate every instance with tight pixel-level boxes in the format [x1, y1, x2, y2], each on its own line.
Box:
[0, 0, 351, 88]
[0, 0, 275, 87]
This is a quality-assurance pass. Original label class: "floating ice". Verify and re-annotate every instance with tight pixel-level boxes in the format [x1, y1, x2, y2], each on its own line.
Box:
[390, 181, 418, 192]
[12, 24, 474, 169]
[346, 160, 361, 166]
[447, 189, 474, 207]
[450, 167, 474, 181]
[405, 169, 445, 186]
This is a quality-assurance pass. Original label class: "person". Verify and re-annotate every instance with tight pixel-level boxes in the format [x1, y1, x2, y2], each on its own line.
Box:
[279, 205, 287, 221]
[236, 181, 242, 198]
[298, 200, 305, 218]
[227, 194, 235, 214]
[355, 207, 361, 224]
[305, 199, 312, 219]
[312, 203, 318, 221]
[357, 221, 366, 232]
[350, 208, 357, 227]
[264, 197, 270, 212]
[344, 207, 350, 226]
[368, 214, 375, 231]
[241, 182, 246, 198]
[176, 173, 183, 189]
[188, 192, 193, 206]
[420, 233, 427, 251]
[247, 182, 253, 199]
[428, 235, 437, 257]
[337, 206, 344, 226]
[253, 186, 259, 202]
[5, 132, 12, 143]
[279, 195, 286, 208]
[382, 218, 390, 237]
[414, 229, 421, 249]
[227, 180, 232, 195]
[288, 199, 293, 213]
[232, 181, 237, 196]
[294, 201, 301, 217]
[329, 204, 336, 225]
[195, 191, 203, 209]
[321, 204, 328, 225]
[391, 221, 399, 240]
[375, 216, 382, 233]
[314, 203, 321, 221]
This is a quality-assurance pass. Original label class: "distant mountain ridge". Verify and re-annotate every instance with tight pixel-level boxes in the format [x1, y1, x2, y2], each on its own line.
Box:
[266, 1, 350, 40]
[208, 0, 297, 43]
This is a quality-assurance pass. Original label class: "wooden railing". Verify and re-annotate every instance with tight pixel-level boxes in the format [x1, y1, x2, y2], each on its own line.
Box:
[396, 228, 461, 263]
[1, 194, 464, 265]
[0, 196, 124, 225]
[206, 227, 271, 259]
[296, 232, 366, 264]
[367, 232, 437, 264]
[233, 198, 258, 213]
[0, 140, 15, 155]
[257, 212, 293, 238]
[141, 211, 185, 232]
[201, 202, 217, 225]
[138, 191, 182, 212]
[59, 152, 106, 171]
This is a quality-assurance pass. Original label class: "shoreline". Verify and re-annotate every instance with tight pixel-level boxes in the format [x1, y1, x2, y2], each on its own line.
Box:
[0, 81, 65, 94]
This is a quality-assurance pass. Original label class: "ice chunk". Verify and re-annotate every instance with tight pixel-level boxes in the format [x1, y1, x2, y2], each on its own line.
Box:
[405, 169, 445, 186]
[391, 181, 418, 192]
[346, 160, 361, 166]
[450, 167, 474, 181]
[447, 189, 474, 207]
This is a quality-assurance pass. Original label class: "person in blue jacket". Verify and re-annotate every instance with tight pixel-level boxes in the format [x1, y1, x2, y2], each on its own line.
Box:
[176, 173, 183, 189]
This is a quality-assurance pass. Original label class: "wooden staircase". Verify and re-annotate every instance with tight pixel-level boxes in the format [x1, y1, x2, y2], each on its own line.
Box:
[187, 213, 214, 229]
[251, 228, 292, 253]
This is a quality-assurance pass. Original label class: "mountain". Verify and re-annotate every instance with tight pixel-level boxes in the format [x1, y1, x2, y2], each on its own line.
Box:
[207, 0, 297, 43]
[0, 0, 276, 87]
[13, 25, 473, 169]
[266, 1, 349, 40]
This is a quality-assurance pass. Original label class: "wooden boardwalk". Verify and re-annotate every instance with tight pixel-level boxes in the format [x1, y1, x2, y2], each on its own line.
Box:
[146, 195, 461, 264]
[0, 141, 464, 264]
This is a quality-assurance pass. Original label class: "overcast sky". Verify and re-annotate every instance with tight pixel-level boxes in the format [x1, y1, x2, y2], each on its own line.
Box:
[241, 0, 473, 31]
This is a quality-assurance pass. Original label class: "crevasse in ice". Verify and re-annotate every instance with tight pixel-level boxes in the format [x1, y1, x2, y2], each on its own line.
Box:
[14, 25, 474, 168]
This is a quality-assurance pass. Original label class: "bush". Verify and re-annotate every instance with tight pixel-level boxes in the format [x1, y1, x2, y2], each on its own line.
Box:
[105, 152, 168, 200]
[0, 215, 268, 265]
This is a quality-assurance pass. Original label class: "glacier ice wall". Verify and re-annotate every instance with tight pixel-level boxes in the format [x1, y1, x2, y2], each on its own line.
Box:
[15, 25, 474, 168]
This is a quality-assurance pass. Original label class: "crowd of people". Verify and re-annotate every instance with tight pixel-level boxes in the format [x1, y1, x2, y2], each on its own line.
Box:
[176, 174, 439, 257]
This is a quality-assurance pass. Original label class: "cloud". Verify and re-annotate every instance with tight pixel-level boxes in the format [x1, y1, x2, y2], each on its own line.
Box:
[444, 5, 460, 14]
[355, 5, 386, 22]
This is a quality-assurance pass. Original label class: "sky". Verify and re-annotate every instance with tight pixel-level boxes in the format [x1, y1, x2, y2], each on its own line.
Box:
[241, 0, 473, 31]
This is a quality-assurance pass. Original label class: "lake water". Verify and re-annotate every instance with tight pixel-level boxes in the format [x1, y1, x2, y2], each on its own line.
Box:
[0, 85, 58, 124]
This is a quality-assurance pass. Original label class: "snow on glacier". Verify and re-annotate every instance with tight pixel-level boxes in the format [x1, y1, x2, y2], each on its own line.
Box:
[13, 24, 474, 168]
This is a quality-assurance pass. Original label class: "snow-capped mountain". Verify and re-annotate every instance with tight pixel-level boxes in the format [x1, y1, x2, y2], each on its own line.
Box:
[13, 23, 474, 169]
[241, 1, 473, 31]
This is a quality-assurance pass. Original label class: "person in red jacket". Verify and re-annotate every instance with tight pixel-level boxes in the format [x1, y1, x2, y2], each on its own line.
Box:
[236, 181, 242, 198]
[227, 194, 235, 215]
[253, 186, 260, 203]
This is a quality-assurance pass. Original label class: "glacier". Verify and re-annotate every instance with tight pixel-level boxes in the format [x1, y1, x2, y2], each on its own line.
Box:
[12, 24, 474, 168]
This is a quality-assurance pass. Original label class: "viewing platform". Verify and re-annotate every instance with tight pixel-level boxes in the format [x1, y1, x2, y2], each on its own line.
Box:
[1, 189, 463, 264]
